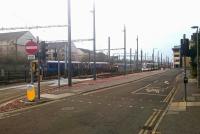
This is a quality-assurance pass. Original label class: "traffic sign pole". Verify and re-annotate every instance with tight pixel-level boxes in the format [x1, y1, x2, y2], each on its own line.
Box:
[36, 37, 41, 100]
[25, 40, 38, 87]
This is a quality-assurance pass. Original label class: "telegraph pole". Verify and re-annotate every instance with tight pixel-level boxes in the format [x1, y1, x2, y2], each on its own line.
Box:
[123, 25, 127, 75]
[67, 0, 72, 86]
[136, 36, 139, 71]
[161, 53, 162, 68]
[108, 37, 110, 63]
[157, 51, 159, 69]
[92, 1, 96, 80]
[141, 49, 143, 70]
[153, 49, 154, 70]
[130, 48, 132, 72]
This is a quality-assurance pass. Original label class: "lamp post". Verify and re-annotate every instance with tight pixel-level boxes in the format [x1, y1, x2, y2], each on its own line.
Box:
[191, 26, 199, 88]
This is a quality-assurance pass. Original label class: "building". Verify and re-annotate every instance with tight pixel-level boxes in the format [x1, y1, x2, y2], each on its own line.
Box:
[46, 41, 85, 61]
[172, 45, 181, 68]
[0, 31, 36, 60]
[172, 45, 191, 68]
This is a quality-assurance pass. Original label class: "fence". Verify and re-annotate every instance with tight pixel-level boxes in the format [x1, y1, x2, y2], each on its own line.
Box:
[0, 65, 30, 85]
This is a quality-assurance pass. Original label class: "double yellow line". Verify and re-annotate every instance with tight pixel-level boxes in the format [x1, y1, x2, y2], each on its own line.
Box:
[162, 88, 175, 103]
[138, 73, 181, 134]
[162, 74, 179, 103]
[138, 109, 162, 134]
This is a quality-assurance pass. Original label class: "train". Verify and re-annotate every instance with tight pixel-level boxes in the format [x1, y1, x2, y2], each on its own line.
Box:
[141, 62, 159, 71]
[32, 60, 156, 79]
[43, 61, 118, 77]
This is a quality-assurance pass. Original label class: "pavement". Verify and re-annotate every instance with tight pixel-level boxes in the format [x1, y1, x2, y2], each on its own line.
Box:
[157, 70, 200, 134]
[0, 78, 93, 91]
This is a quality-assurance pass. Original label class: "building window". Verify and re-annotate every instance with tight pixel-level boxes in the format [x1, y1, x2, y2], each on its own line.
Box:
[175, 59, 179, 62]
[174, 54, 179, 57]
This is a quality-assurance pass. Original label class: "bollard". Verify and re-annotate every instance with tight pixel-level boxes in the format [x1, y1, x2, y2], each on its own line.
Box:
[27, 84, 36, 101]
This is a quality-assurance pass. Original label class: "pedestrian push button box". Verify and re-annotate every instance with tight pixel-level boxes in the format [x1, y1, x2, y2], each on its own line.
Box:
[27, 84, 36, 101]
[184, 77, 188, 84]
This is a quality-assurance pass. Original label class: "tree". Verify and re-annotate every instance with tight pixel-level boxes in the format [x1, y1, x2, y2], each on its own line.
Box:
[190, 32, 200, 77]
[96, 52, 107, 62]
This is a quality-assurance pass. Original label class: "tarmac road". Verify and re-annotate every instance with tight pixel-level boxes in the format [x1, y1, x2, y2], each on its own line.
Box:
[0, 69, 181, 134]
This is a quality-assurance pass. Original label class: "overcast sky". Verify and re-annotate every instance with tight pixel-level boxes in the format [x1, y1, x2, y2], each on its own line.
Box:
[0, 0, 200, 60]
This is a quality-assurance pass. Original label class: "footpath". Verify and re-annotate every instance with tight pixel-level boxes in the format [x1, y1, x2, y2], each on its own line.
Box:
[157, 71, 200, 134]
[40, 70, 167, 100]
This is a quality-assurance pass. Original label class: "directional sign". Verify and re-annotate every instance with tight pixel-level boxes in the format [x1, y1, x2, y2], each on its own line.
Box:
[25, 40, 38, 55]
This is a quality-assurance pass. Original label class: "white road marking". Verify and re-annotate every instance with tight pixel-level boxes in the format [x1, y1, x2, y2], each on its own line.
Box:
[41, 93, 75, 99]
[153, 80, 158, 83]
[164, 81, 169, 85]
[145, 88, 160, 94]
[135, 93, 167, 97]
[131, 84, 151, 94]
[61, 107, 74, 111]
[0, 113, 21, 120]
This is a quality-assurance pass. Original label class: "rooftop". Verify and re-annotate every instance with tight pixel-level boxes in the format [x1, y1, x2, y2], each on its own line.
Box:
[0, 31, 28, 42]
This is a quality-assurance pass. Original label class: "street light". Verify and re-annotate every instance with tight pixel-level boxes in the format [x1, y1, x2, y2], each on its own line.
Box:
[191, 26, 199, 88]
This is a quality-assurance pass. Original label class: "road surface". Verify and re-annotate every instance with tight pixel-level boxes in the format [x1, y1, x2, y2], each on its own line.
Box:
[0, 69, 181, 134]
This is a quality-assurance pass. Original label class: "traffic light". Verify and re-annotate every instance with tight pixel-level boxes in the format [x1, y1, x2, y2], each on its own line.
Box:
[40, 41, 48, 64]
[181, 39, 189, 57]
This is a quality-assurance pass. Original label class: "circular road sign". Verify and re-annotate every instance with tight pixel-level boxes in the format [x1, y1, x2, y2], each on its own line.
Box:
[25, 40, 38, 55]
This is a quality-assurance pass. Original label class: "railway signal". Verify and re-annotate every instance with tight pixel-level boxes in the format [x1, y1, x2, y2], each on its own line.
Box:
[40, 41, 48, 65]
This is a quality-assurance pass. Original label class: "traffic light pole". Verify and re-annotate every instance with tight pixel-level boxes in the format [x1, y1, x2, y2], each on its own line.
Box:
[183, 34, 187, 101]
[37, 37, 40, 100]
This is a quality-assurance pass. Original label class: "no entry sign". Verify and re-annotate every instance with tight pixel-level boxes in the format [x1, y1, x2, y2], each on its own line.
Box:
[25, 40, 38, 55]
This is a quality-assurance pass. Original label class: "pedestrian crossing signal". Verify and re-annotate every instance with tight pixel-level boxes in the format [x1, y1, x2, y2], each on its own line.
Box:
[180, 39, 189, 57]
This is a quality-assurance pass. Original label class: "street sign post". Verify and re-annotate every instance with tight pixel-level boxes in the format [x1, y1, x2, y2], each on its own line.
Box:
[25, 40, 38, 84]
